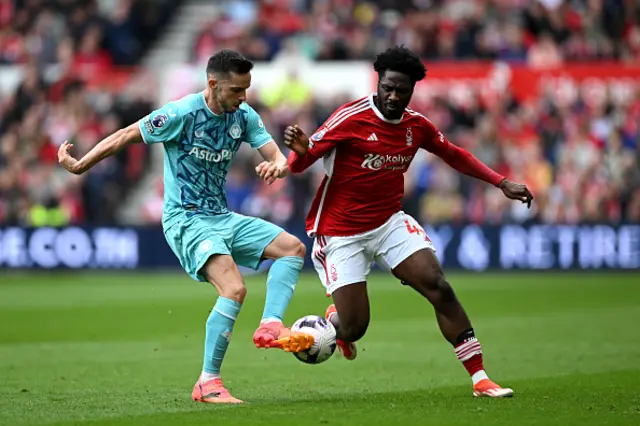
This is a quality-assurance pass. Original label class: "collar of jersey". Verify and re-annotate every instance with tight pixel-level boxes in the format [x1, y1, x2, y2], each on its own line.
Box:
[369, 93, 404, 124]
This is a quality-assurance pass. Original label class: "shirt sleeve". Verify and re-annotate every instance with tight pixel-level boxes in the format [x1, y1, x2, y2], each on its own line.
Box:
[138, 103, 184, 145]
[288, 113, 350, 173]
[420, 119, 505, 187]
[243, 104, 274, 149]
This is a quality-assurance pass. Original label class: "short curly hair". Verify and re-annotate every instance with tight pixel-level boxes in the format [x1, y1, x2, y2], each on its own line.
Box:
[373, 45, 427, 85]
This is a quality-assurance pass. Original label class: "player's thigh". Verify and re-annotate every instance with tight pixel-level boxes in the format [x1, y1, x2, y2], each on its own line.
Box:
[377, 213, 450, 297]
[228, 213, 285, 270]
[262, 231, 306, 260]
[163, 214, 233, 283]
[391, 247, 444, 294]
[390, 248, 460, 308]
[311, 235, 373, 296]
[374, 211, 436, 274]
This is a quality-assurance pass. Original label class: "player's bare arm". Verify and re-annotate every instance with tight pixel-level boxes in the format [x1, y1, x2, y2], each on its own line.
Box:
[57, 122, 143, 175]
[255, 140, 288, 185]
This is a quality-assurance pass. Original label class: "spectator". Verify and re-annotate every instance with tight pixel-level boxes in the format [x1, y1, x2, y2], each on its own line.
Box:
[192, 0, 640, 63]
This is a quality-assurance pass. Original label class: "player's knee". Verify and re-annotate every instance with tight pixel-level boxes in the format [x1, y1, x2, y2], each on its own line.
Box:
[281, 234, 306, 259]
[218, 283, 247, 303]
[435, 276, 456, 304]
[414, 270, 456, 304]
[426, 273, 456, 305]
[291, 238, 307, 258]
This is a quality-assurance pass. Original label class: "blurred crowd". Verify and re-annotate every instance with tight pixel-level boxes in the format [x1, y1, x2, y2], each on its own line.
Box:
[193, 0, 640, 66]
[0, 0, 177, 225]
[1, 0, 640, 228]
[0, 62, 156, 225]
[1, 0, 177, 67]
[402, 87, 640, 225]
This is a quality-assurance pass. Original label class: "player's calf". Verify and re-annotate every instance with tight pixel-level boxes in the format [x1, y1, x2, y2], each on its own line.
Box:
[333, 313, 368, 343]
[325, 304, 358, 360]
[330, 283, 370, 342]
[393, 250, 469, 343]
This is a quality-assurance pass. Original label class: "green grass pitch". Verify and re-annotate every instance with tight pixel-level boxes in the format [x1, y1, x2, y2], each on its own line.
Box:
[1, 271, 639, 425]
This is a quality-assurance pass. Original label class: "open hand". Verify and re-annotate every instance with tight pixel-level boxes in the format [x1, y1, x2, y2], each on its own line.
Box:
[499, 179, 534, 208]
[57, 141, 82, 174]
[255, 161, 285, 185]
[284, 125, 309, 156]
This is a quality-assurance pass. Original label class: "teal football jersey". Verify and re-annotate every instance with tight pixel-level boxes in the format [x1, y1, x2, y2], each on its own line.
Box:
[138, 92, 273, 219]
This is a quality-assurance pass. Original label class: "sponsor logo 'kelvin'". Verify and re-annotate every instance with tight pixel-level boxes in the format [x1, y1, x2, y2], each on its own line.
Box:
[361, 153, 413, 171]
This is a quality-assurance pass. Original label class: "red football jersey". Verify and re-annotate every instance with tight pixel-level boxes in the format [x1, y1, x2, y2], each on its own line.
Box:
[288, 94, 505, 237]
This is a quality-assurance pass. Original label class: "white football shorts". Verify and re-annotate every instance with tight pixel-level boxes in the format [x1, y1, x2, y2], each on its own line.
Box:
[311, 211, 436, 295]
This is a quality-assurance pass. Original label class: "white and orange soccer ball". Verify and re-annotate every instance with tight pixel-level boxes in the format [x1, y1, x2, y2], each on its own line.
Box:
[291, 315, 337, 364]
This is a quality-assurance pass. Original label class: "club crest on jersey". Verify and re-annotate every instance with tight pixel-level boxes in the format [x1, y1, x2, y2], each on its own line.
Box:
[228, 123, 242, 139]
[152, 113, 168, 129]
[198, 239, 213, 253]
[406, 127, 413, 146]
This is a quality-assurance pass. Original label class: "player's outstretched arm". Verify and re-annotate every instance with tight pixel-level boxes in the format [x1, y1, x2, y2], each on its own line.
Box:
[58, 122, 143, 175]
[255, 141, 289, 185]
[423, 132, 533, 208]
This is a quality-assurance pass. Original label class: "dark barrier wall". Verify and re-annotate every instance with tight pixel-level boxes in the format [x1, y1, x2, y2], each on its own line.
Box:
[0, 224, 639, 271]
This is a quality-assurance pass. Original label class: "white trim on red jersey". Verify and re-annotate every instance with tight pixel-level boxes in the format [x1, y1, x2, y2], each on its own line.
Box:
[309, 148, 337, 236]
[324, 97, 369, 130]
[405, 107, 432, 124]
[307, 98, 371, 237]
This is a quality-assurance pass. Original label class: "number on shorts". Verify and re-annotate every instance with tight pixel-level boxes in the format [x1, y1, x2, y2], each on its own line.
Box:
[404, 220, 424, 235]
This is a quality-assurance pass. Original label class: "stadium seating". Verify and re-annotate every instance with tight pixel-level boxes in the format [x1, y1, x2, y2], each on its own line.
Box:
[1, 0, 639, 227]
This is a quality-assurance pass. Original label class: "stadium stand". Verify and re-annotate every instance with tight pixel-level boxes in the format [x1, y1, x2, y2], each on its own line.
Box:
[1, 0, 639, 228]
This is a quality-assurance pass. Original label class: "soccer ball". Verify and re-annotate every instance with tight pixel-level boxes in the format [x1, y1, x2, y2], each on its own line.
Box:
[291, 315, 337, 364]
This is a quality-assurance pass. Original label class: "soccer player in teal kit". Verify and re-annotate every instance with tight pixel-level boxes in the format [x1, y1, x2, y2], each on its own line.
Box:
[57, 50, 314, 404]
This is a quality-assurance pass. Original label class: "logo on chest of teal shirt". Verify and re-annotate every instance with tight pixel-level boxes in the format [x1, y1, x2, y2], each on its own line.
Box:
[188, 146, 233, 163]
[228, 123, 242, 139]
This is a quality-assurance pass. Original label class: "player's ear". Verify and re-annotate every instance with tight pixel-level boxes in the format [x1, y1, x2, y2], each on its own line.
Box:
[207, 73, 217, 90]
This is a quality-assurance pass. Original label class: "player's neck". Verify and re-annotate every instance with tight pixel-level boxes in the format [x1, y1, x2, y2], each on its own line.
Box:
[203, 88, 224, 115]
[372, 94, 403, 123]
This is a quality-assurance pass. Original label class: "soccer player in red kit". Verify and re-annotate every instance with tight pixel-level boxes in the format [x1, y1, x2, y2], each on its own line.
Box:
[284, 46, 533, 398]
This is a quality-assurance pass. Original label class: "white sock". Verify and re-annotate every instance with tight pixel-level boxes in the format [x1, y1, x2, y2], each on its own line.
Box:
[471, 370, 489, 386]
[200, 371, 220, 383]
[260, 318, 283, 325]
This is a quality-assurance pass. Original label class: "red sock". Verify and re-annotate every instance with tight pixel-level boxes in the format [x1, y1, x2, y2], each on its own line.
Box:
[455, 337, 485, 376]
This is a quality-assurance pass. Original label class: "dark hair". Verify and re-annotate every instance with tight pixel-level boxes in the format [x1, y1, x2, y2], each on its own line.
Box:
[206, 49, 254, 76]
[373, 45, 427, 85]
